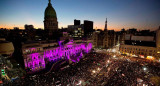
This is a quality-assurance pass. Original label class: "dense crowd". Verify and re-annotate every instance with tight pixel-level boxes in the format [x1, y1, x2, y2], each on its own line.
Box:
[2, 51, 160, 86]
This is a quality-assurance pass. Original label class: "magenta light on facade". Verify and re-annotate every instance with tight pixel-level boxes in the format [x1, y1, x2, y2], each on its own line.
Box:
[24, 53, 45, 71]
[24, 42, 92, 72]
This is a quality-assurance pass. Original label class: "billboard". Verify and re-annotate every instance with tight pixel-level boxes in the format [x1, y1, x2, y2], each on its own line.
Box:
[131, 36, 154, 41]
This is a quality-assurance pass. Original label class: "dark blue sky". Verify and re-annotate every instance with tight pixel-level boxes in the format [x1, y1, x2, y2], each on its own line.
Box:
[0, 0, 160, 31]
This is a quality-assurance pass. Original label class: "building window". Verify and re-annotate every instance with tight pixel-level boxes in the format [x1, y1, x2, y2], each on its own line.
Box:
[39, 62, 42, 66]
[30, 64, 33, 68]
[141, 49, 145, 51]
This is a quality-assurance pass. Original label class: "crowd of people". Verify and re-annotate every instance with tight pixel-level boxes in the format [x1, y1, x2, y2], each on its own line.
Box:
[2, 51, 160, 86]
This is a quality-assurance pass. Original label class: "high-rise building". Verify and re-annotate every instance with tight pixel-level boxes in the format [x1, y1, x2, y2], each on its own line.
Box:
[67, 20, 93, 38]
[68, 24, 84, 38]
[44, 0, 58, 36]
[74, 19, 80, 26]
[84, 20, 93, 36]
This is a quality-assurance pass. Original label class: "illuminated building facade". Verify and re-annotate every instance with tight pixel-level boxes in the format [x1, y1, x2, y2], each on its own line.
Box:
[120, 27, 160, 60]
[120, 45, 160, 59]
[67, 19, 84, 38]
[67, 19, 94, 38]
[68, 25, 84, 38]
[23, 40, 92, 72]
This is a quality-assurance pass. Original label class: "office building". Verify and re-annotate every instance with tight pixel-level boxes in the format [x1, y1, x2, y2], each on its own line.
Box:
[84, 20, 93, 37]
[74, 19, 80, 25]
[120, 27, 160, 60]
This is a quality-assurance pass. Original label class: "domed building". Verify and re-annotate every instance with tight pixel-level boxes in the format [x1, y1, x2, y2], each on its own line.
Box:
[44, 0, 58, 35]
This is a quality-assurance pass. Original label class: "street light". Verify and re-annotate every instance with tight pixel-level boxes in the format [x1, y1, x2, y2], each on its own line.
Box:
[112, 49, 116, 52]
[92, 70, 96, 73]
[97, 68, 100, 71]
[76, 80, 82, 85]
[143, 67, 147, 72]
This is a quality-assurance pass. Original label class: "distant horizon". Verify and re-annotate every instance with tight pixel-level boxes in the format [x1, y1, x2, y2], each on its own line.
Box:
[0, 25, 159, 32]
[0, 0, 160, 31]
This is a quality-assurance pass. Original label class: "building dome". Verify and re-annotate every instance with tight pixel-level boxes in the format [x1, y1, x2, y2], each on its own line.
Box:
[45, 1, 57, 19]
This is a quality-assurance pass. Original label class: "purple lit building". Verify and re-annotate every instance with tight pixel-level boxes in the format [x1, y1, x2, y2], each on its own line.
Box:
[22, 40, 92, 72]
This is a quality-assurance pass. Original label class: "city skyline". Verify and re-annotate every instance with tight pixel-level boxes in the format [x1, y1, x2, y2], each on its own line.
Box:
[0, 0, 160, 31]
[0, 0, 160, 85]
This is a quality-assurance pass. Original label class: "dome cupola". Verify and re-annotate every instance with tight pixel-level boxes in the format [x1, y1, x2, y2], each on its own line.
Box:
[45, 0, 57, 19]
